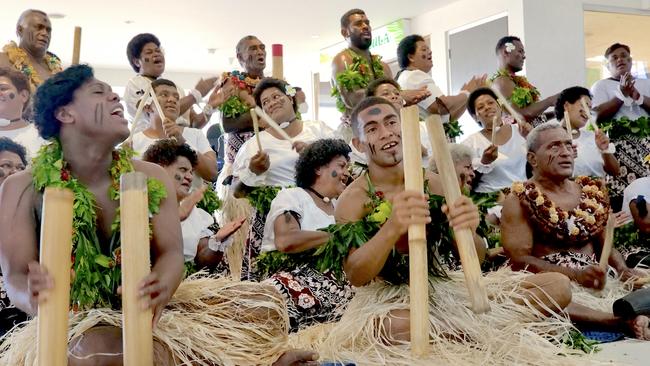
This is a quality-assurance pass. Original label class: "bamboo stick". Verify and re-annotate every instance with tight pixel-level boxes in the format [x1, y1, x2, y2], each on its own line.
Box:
[37, 188, 74, 366]
[491, 115, 499, 145]
[599, 214, 616, 270]
[490, 86, 525, 125]
[250, 108, 263, 152]
[564, 111, 573, 140]
[425, 114, 490, 314]
[581, 98, 598, 132]
[272, 44, 283, 80]
[400, 105, 429, 357]
[254, 106, 295, 144]
[124, 84, 152, 145]
[72, 27, 82, 65]
[312, 72, 320, 121]
[120, 172, 154, 366]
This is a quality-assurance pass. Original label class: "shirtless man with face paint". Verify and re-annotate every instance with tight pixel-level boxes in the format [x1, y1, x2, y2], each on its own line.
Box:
[0, 9, 61, 90]
[502, 122, 650, 340]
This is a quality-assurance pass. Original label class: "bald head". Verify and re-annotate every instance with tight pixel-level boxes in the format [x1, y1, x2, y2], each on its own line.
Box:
[16, 9, 51, 55]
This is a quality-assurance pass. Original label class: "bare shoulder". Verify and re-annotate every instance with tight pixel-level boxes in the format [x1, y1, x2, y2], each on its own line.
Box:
[0, 52, 10, 68]
[0, 169, 35, 205]
[381, 61, 393, 79]
[492, 75, 515, 93]
[132, 159, 168, 180]
[331, 50, 353, 74]
[335, 175, 370, 223]
[424, 170, 444, 196]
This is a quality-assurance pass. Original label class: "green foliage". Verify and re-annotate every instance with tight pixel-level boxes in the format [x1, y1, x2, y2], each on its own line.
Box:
[32, 140, 167, 310]
[219, 95, 249, 119]
[562, 330, 601, 354]
[599, 116, 650, 139]
[247, 186, 282, 214]
[444, 120, 463, 139]
[510, 87, 536, 108]
[197, 187, 222, 214]
[332, 51, 385, 112]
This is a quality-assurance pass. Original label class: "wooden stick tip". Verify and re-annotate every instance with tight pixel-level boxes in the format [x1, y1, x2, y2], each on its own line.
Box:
[120, 171, 148, 191]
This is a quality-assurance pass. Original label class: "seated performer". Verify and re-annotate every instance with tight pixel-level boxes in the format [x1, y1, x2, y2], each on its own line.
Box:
[259, 138, 354, 331]
[428, 143, 475, 193]
[290, 97, 588, 365]
[0, 138, 29, 336]
[143, 139, 244, 274]
[132, 78, 218, 182]
[0, 65, 315, 366]
[555, 86, 619, 177]
[233, 78, 333, 280]
[462, 88, 531, 194]
[365, 77, 432, 166]
[501, 122, 650, 339]
[0, 67, 46, 158]
[491, 36, 558, 126]
[396, 34, 485, 122]
[620, 174, 650, 267]
[0, 10, 61, 90]
[591, 43, 650, 211]
[124, 33, 216, 130]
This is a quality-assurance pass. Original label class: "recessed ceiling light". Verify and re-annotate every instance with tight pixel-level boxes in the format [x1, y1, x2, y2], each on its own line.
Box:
[48, 13, 66, 19]
[207, 48, 218, 54]
[124, 20, 135, 24]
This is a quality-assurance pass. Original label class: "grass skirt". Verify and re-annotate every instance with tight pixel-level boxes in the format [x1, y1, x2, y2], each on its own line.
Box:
[290, 268, 611, 365]
[0, 275, 289, 366]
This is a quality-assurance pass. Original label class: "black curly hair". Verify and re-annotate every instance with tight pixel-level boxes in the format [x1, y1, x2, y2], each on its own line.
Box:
[253, 77, 298, 113]
[142, 138, 198, 168]
[295, 138, 351, 189]
[0, 137, 27, 165]
[554, 86, 591, 121]
[34, 64, 94, 140]
[126, 33, 161, 73]
[467, 87, 498, 121]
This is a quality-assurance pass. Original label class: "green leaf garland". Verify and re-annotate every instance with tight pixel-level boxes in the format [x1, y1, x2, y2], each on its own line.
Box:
[32, 140, 166, 310]
[331, 50, 385, 112]
[599, 116, 650, 139]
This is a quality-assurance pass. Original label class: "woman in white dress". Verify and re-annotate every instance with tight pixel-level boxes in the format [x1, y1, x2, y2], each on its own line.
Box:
[461, 87, 531, 194]
[555, 86, 619, 178]
[260, 138, 354, 331]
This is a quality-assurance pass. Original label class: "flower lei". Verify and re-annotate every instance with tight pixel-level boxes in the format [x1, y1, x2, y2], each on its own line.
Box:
[3, 41, 62, 90]
[218, 70, 261, 118]
[490, 68, 540, 108]
[512, 176, 609, 244]
[32, 140, 167, 310]
[597, 116, 650, 139]
[331, 49, 384, 113]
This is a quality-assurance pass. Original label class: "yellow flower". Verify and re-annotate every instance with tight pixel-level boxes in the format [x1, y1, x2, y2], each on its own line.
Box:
[550, 213, 559, 223]
[596, 207, 605, 214]
[570, 227, 580, 236]
[512, 182, 525, 194]
[574, 208, 586, 218]
[535, 195, 544, 206]
[583, 198, 598, 208]
[585, 215, 596, 225]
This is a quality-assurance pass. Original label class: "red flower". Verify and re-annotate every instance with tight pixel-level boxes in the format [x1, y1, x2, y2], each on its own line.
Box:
[61, 169, 70, 181]
[375, 191, 384, 199]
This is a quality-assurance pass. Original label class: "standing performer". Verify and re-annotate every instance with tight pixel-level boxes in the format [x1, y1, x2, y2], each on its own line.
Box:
[491, 36, 558, 126]
[0, 65, 316, 366]
[0, 10, 62, 90]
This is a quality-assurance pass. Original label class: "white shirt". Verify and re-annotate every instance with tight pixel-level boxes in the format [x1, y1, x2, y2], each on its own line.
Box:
[396, 69, 445, 120]
[461, 124, 527, 193]
[622, 177, 650, 216]
[572, 127, 610, 178]
[0, 124, 47, 161]
[591, 78, 650, 120]
[261, 187, 335, 252]
[232, 120, 333, 187]
[181, 207, 214, 261]
[132, 127, 212, 157]
[123, 75, 192, 132]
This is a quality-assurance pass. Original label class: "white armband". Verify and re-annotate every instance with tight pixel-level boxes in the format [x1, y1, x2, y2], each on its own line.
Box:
[208, 236, 234, 252]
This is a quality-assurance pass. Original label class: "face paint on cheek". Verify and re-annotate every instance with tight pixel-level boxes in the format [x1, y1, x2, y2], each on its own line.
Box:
[547, 154, 555, 167]
[143, 57, 151, 63]
[368, 143, 377, 156]
[94, 103, 104, 125]
[174, 173, 182, 182]
[8, 93, 15, 100]
[330, 170, 338, 178]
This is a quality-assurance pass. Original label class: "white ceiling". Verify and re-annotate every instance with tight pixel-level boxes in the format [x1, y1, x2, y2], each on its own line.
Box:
[1, 0, 457, 73]
[584, 10, 650, 64]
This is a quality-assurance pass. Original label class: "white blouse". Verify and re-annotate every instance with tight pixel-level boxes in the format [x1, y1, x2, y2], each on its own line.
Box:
[181, 207, 214, 261]
[261, 187, 335, 252]
[572, 127, 612, 178]
[232, 120, 333, 187]
[461, 124, 527, 193]
[622, 177, 650, 216]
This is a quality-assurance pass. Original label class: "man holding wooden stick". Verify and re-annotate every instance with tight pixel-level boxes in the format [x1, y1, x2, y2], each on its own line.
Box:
[0, 65, 316, 366]
[305, 97, 577, 364]
[502, 121, 650, 340]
